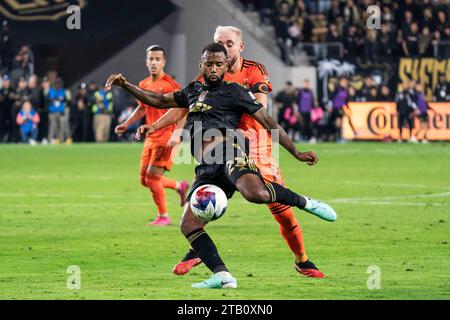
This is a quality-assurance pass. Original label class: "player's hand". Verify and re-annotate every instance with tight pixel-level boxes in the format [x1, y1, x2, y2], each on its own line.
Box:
[296, 151, 319, 166]
[167, 134, 181, 147]
[135, 125, 155, 141]
[114, 123, 128, 136]
[105, 73, 126, 90]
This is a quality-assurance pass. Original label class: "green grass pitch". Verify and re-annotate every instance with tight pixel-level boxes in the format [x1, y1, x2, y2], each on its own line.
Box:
[0, 142, 449, 300]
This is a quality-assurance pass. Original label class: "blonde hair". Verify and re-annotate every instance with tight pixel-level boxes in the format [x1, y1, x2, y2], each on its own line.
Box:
[214, 25, 243, 42]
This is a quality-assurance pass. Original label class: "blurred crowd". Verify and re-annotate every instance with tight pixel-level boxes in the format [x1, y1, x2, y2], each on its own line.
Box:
[240, 0, 450, 63]
[274, 73, 450, 143]
[0, 45, 137, 145]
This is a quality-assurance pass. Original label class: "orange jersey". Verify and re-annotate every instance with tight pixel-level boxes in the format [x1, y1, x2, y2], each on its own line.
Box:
[138, 73, 180, 144]
[196, 58, 274, 165]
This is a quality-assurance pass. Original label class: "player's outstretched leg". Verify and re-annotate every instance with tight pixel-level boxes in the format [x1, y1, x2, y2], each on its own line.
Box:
[236, 173, 337, 222]
[180, 203, 237, 289]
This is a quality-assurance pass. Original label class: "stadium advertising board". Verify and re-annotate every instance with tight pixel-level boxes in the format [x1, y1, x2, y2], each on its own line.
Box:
[342, 102, 450, 141]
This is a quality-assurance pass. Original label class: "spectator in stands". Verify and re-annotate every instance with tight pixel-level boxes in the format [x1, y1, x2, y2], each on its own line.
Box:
[273, 1, 292, 60]
[47, 78, 71, 144]
[27, 75, 45, 142]
[40, 77, 51, 143]
[70, 82, 90, 142]
[16, 100, 39, 145]
[378, 23, 395, 58]
[274, 81, 298, 137]
[10, 77, 29, 141]
[360, 76, 376, 101]
[433, 74, 450, 102]
[418, 27, 433, 56]
[343, 0, 361, 26]
[0, 74, 13, 142]
[421, 7, 435, 32]
[117, 105, 140, 142]
[326, 23, 342, 57]
[297, 78, 315, 143]
[413, 82, 429, 144]
[402, 22, 420, 57]
[380, 85, 393, 101]
[92, 85, 113, 142]
[435, 10, 448, 36]
[327, 0, 342, 25]
[401, 11, 414, 37]
[364, 29, 378, 60]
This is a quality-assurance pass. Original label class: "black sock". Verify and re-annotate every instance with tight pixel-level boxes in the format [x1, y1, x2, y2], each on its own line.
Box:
[265, 182, 307, 209]
[185, 228, 228, 273]
[182, 248, 200, 262]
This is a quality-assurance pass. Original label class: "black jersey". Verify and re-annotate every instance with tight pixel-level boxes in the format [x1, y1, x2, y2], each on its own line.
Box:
[173, 80, 263, 163]
[173, 80, 263, 131]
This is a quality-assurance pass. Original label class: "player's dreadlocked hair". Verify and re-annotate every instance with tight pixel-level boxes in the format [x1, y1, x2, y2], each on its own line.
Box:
[201, 43, 228, 58]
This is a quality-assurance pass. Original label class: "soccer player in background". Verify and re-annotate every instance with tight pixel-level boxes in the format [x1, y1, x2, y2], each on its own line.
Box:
[114, 45, 190, 226]
[145, 26, 330, 278]
[105, 42, 337, 288]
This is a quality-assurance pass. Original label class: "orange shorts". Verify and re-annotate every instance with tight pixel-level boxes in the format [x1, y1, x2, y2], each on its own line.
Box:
[140, 139, 175, 172]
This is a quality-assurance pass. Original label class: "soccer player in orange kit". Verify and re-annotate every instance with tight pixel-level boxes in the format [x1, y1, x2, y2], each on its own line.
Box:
[115, 45, 190, 226]
[148, 27, 331, 277]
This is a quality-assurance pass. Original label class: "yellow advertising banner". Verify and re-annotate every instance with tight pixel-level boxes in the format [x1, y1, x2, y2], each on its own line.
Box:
[342, 102, 450, 140]
[398, 58, 450, 101]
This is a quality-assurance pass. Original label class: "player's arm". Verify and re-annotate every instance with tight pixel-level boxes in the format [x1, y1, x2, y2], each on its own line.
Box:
[114, 105, 146, 136]
[251, 107, 318, 166]
[105, 73, 180, 108]
[167, 113, 188, 147]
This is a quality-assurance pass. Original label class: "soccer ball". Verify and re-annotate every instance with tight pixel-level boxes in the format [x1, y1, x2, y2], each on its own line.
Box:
[190, 184, 228, 222]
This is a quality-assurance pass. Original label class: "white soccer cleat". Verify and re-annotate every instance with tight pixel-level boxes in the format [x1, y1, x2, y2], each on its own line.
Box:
[303, 196, 337, 222]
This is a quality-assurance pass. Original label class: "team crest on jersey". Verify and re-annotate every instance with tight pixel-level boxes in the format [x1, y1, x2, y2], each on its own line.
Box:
[189, 102, 213, 113]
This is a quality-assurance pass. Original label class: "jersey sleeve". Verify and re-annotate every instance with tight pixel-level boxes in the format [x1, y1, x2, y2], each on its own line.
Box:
[238, 87, 263, 115]
[248, 63, 272, 94]
[173, 83, 192, 108]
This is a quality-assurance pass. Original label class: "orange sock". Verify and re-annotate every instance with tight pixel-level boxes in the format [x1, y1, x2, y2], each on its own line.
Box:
[161, 176, 177, 190]
[145, 175, 168, 214]
[268, 203, 308, 262]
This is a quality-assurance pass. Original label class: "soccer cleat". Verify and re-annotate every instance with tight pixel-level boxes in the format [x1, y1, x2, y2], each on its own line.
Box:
[149, 216, 171, 226]
[191, 272, 237, 289]
[295, 260, 325, 278]
[172, 258, 202, 275]
[177, 180, 190, 206]
[303, 197, 337, 222]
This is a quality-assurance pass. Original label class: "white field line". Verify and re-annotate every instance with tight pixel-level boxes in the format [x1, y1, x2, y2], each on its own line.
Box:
[0, 192, 148, 199]
[344, 180, 450, 191]
[331, 191, 450, 202]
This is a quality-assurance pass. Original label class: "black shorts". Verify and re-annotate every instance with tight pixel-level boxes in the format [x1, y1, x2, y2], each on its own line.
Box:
[419, 113, 429, 122]
[330, 108, 344, 122]
[186, 144, 262, 201]
[398, 113, 414, 129]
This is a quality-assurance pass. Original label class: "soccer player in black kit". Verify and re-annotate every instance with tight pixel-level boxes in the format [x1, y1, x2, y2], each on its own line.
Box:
[105, 43, 336, 289]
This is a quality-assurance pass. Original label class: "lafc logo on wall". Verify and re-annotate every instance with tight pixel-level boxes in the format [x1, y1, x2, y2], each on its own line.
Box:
[0, 0, 86, 21]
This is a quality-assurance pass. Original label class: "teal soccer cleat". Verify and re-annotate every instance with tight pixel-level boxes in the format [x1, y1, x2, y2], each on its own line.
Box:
[303, 197, 337, 222]
[191, 272, 237, 289]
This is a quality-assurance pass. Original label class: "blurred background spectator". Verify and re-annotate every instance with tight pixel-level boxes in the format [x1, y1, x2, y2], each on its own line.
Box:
[16, 100, 39, 145]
